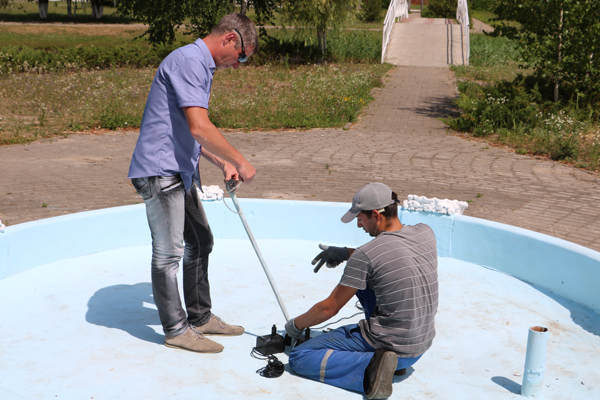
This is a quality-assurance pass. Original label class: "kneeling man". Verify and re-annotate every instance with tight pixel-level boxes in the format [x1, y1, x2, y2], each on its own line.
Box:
[285, 183, 438, 399]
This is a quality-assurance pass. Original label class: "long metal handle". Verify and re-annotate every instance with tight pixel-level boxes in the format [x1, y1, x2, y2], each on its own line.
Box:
[228, 190, 290, 322]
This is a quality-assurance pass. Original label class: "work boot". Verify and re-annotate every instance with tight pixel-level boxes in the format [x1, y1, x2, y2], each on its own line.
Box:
[164, 327, 224, 353]
[364, 349, 398, 399]
[193, 314, 244, 336]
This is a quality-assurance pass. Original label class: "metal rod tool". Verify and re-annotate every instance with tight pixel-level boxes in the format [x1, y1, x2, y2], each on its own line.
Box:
[225, 179, 290, 322]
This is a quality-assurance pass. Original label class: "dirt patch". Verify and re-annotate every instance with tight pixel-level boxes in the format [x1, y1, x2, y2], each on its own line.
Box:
[0, 24, 146, 37]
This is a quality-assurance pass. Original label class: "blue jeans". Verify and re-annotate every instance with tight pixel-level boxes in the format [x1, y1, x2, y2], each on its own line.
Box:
[131, 175, 214, 336]
[288, 288, 422, 393]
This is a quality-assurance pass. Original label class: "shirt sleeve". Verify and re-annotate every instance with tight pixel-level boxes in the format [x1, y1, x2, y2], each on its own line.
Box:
[340, 248, 370, 290]
[169, 57, 212, 109]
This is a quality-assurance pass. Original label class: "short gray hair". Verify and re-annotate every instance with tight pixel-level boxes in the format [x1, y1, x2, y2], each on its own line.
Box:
[210, 13, 259, 55]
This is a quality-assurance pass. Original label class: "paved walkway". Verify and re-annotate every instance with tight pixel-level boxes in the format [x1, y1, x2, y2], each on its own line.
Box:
[1, 30, 600, 252]
[385, 15, 466, 66]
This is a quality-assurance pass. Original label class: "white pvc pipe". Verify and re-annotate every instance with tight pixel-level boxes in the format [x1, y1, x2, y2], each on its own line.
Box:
[521, 326, 549, 397]
[227, 190, 291, 323]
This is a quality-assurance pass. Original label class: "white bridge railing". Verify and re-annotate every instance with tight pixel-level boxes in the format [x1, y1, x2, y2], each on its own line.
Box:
[381, 0, 471, 65]
[381, 0, 409, 63]
[456, 0, 470, 65]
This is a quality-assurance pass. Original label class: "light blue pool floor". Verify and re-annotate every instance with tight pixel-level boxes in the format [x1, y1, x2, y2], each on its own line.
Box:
[1, 239, 599, 400]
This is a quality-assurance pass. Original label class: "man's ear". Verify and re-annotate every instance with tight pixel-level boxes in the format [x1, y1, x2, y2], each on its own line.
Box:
[223, 32, 236, 47]
[372, 209, 382, 222]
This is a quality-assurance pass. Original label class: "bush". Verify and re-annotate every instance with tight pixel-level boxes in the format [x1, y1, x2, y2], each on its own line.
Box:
[447, 74, 597, 162]
[359, 0, 382, 22]
[422, 0, 456, 18]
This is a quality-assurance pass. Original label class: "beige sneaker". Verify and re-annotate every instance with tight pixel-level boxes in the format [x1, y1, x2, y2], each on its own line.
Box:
[193, 314, 244, 336]
[164, 327, 224, 353]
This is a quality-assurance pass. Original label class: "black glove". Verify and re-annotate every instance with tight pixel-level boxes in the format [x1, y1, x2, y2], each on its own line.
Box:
[285, 318, 303, 339]
[312, 244, 350, 273]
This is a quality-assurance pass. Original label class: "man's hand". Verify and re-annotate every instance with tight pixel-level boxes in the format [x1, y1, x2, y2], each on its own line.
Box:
[312, 244, 350, 273]
[285, 318, 303, 339]
[237, 160, 256, 184]
[222, 161, 239, 181]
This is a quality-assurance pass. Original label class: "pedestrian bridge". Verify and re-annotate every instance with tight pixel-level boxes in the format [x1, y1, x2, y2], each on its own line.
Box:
[382, 0, 470, 66]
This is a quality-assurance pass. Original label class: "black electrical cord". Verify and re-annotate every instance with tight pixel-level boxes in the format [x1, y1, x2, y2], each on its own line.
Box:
[251, 348, 285, 378]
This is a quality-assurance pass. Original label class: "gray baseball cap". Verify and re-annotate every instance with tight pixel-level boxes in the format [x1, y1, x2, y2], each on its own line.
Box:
[341, 183, 394, 223]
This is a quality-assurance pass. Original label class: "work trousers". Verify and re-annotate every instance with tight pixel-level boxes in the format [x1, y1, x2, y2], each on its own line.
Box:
[288, 287, 422, 393]
[131, 175, 214, 336]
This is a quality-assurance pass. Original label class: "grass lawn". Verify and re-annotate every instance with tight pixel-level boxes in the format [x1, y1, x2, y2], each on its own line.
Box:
[0, 21, 391, 145]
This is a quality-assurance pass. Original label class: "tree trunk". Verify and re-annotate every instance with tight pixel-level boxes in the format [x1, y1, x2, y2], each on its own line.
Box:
[91, 1, 104, 19]
[317, 28, 327, 55]
[240, 0, 248, 15]
[38, 0, 48, 20]
[554, 5, 564, 103]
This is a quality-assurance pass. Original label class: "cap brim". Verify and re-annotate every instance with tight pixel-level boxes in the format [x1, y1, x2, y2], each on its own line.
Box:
[341, 209, 360, 223]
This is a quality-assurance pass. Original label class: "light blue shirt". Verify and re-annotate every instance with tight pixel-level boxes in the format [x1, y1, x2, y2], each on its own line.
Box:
[128, 39, 216, 192]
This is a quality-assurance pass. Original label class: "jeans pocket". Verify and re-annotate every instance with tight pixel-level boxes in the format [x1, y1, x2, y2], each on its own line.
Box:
[131, 177, 151, 200]
[158, 175, 183, 194]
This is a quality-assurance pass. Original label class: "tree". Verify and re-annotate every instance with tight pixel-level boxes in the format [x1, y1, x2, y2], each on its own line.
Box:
[282, 0, 360, 55]
[493, 0, 600, 102]
[91, 0, 104, 19]
[39, 0, 49, 20]
[240, 0, 249, 15]
[118, 0, 277, 46]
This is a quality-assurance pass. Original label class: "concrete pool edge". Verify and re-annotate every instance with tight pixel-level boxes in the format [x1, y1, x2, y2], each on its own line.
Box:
[1, 198, 599, 314]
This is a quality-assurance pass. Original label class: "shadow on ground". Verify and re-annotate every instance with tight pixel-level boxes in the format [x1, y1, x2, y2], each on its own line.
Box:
[526, 282, 600, 338]
[86, 282, 164, 344]
[492, 376, 521, 394]
[393, 96, 459, 120]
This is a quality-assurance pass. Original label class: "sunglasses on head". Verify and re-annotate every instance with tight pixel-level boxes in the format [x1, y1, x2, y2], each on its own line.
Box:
[233, 28, 248, 63]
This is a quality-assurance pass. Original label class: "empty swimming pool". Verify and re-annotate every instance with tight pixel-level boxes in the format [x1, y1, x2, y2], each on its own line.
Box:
[1, 199, 599, 399]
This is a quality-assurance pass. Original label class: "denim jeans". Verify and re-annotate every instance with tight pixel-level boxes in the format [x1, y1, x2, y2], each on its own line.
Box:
[131, 175, 214, 336]
[288, 287, 422, 393]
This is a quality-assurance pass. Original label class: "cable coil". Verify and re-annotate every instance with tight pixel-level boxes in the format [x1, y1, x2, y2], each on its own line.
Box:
[251, 348, 285, 378]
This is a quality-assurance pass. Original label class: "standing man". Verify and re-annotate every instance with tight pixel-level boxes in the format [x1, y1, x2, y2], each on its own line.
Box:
[128, 13, 258, 354]
[285, 183, 439, 399]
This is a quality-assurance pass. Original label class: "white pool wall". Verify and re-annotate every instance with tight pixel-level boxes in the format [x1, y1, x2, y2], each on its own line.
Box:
[1, 199, 599, 314]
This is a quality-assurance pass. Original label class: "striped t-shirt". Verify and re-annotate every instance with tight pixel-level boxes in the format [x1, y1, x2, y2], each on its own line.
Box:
[340, 223, 438, 358]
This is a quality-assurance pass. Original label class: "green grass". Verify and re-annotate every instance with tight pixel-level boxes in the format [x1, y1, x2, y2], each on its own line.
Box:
[0, 25, 383, 74]
[447, 34, 600, 172]
[0, 8, 389, 145]
[469, 9, 496, 25]
[255, 28, 382, 65]
[0, 63, 391, 145]
[451, 34, 525, 82]
[210, 63, 391, 130]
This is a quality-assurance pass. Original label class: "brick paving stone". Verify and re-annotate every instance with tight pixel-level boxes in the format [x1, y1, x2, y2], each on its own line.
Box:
[1, 64, 600, 252]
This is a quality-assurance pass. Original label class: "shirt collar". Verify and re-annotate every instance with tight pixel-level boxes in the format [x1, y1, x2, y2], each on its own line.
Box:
[194, 39, 216, 74]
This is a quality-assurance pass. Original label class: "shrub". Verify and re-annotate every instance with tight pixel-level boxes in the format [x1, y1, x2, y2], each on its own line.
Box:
[359, 0, 382, 22]
[422, 0, 456, 19]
